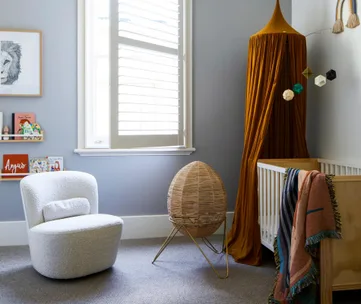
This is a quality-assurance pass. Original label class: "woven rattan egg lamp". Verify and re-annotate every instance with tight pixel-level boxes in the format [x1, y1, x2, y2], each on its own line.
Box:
[152, 161, 229, 279]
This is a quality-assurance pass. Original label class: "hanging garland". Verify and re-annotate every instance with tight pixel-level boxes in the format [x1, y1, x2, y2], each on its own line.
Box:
[281, 2, 348, 100]
[282, 68, 337, 101]
[333, 0, 360, 33]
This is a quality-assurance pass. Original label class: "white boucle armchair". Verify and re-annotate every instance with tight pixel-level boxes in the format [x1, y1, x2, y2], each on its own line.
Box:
[20, 171, 123, 279]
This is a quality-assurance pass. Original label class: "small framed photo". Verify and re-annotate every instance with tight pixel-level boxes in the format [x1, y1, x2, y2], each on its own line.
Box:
[0, 29, 42, 97]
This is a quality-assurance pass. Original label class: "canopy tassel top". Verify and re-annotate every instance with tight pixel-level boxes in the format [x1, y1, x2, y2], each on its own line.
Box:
[254, 0, 302, 35]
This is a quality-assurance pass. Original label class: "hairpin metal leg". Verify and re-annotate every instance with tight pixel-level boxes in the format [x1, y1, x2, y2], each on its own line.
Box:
[152, 226, 180, 264]
[183, 219, 229, 279]
[202, 230, 226, 254]
[152, 219, 229, 279]
[202, 216, 228, 254]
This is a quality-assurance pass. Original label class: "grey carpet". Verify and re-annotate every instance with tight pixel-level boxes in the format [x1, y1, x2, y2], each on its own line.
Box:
[0, 236, 359, 304]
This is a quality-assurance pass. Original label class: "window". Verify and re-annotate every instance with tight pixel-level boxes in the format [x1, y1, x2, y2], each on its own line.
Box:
[76, 0, 194, 156]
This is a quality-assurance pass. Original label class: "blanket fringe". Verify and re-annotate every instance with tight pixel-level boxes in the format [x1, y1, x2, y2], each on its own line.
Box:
[325, 174, 342, 238]
[289, 261, 318, 300]
[268, 236, 282, 304]
[306, 230, 341, 248]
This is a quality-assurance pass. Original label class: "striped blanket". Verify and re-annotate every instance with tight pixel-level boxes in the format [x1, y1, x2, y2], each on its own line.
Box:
[269, 169, 342, 303]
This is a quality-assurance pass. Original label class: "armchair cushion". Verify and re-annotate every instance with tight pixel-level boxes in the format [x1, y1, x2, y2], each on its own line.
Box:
[43, 197, 90, 222]
[31, 214, 123, 235]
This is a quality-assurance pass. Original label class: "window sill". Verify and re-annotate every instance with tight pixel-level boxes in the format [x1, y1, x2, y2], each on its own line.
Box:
[74, 147, 196, 157]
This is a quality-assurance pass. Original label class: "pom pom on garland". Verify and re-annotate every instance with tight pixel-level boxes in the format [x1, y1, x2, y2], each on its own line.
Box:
[315, 75, 327, 87]
[283, 89, 295, 101]
[326, 69, 337, 81]
[293, 83, 304, 94]
[302, 67, 313, 79]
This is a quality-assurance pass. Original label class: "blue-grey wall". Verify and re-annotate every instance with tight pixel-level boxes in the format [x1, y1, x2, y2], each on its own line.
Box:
[0, 0, 291, 221]
[293, 0, 361, 164]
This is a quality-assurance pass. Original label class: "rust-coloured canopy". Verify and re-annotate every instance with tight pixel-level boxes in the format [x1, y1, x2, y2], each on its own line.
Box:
[226, 0, 309, 266]
[254, 0, 302, 36]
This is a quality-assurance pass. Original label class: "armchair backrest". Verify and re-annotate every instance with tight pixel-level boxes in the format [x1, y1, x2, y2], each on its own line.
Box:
[20, 171, 98, 229]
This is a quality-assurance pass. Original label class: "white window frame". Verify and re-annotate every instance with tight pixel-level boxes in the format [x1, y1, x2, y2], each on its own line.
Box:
[75, 0, 195, 156]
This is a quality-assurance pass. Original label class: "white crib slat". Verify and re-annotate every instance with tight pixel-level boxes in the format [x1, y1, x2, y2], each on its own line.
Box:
[346, 166, 351, 175]
[275, 171, 280, 238]
[257, 166, 260, 194]
[257, 166, 260, 224]
[263, 168, 267, 241]
[270, 170, 274, 244]
[266, 170, 272, 241]
[259, 168, 264, 239]
[318, 159, 361, 177]
[279, 173, 284, 242]
[263, 168, 267, 240]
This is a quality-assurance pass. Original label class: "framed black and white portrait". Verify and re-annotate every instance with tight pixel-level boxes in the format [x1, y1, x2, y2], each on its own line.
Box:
[0, 29, 42, 97]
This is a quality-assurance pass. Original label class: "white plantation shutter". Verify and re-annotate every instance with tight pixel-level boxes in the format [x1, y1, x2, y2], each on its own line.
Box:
[110, 0, 184, 149]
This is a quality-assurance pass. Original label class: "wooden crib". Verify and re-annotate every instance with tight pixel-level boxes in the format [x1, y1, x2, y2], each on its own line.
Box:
[257, 158, 361, 303]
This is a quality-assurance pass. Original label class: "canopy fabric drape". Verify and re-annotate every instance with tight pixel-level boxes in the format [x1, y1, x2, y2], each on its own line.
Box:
[227, 1, 309, 266]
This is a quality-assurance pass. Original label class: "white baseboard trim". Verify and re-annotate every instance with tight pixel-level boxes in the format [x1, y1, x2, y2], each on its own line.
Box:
[0, 221, 28, 246]
[0, 212, 234, 247]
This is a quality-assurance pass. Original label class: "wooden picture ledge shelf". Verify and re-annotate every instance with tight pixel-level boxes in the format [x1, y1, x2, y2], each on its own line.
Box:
[0, 133, 44, 143]
[0, 169, 67, 182]
[0, 170, 30, 181]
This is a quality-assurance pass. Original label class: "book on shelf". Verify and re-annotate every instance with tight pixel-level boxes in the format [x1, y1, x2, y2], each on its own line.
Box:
[12, 112, 36, 140]
[29, 157, 48, 173]
[2, 154, 29, 179]
[0, 112, 3, 140]
[29, 156, 64, 173]
[47, 156, 64, 171]
[1, 155, 65, 179]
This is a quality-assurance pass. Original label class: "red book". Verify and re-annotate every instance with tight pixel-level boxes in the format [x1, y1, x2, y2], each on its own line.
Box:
[12, 112, 36, 140]
[2, 154, 29, 179]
